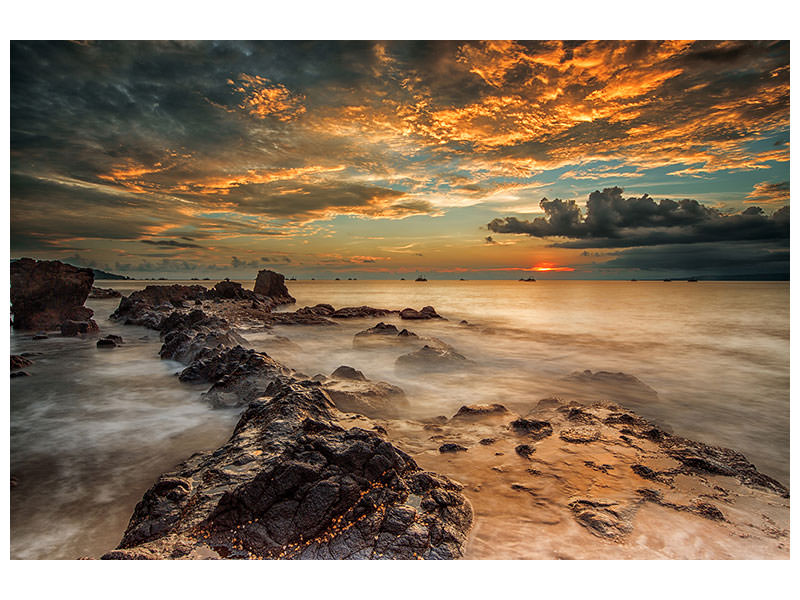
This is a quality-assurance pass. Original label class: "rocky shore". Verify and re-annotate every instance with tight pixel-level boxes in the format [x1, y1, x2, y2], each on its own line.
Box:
[10, 265, 790, 559]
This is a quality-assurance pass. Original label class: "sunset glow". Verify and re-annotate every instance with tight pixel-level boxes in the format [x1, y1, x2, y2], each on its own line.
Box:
[10, 40, 789, 279]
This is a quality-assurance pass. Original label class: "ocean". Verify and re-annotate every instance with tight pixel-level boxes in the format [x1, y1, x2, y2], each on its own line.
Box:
[10, 279, 789, 559]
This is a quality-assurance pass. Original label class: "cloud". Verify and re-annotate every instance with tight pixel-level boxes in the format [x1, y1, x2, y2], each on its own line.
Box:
[745, 181, 790, 205]
[141, 239, 202, 249]
[487, 187, 789, 248]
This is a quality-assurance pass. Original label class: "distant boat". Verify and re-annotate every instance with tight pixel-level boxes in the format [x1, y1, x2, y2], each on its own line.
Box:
[335, 278, 340, 280]
[289, 277, 296, 281]
[415, 277, 427, 282]
[459, 278, 466, 281]
[631, 278, 638, 282]
[519, 277, 536, 282]
[663, 279, 672, 282]
[687, 277, 698, 282]
[400, 278, 405, 280]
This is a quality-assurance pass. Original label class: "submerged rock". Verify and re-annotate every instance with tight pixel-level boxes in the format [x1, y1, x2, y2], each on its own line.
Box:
[103, 379, 473, 560]
[11, 258, 95, 331]
[11, 355, 33, 371]
[395, 344, 473, 373]
[563, 369, 658, 402]
[399, 306, 443, 320]
[61, 319, 99, 337]
[89, 286, 122, 299]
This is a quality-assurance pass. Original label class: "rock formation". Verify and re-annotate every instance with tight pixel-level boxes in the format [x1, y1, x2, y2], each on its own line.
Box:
[320, 366, 410, 418]
[254, 270, 295, 305]
[10, 258, 95, 330]
[89, 287, 122, 299]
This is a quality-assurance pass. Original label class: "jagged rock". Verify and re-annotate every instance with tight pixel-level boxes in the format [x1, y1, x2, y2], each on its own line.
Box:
[439, 443, 468, 453]
[322, 371, 409, 418]
[395, 344, 473, 373]
[89, 286, 122, 299]
[452, 404, 510, 419]
[330, 306, 394, 319]
[212, 280, 254, 300]
[399, 306, 443, 320]
[11, 355, 32, 371]
[111, 285, 208, 329]
[197, 348, 294, 408]
[161, 326, 246, 365]
[254, 270, 295, 305]
[11, 258, 95, 330]
[509, 418, 553, 441]
[568, 498, 635, 540]
[103, 379, 472, 560]
[61, 319, 99, 337]
[515, 444, 535, 459]
[353, 323, 421, 348]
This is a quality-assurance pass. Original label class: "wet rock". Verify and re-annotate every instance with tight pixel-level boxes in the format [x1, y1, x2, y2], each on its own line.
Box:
[399, 306, 443, 320]
[61, 319, 100, 337]
[395, 344, 473, 373]
[11, 371, 30, 378]
[103, 379, 472, 560]
[479, 438, 496, 445]
[253, 270, 296, 305]
[568, 499, 634, 541]
[111, 285, 208, 329]
[89, 286, 122, 299]
[323, 368, 409, 418]
[11, 355, 33, 371]
[452, 404, 510, 419]
[11, 258, 95, 330]
[439, 443, 468, 453]
[353, 322, 419, 348]
[559, 427, 601, 444]
[212, 280, 255, 300]
[97, 338, 118, 348]
[330, 306, 394, 319]
[329, 365, 367, 381]
[515, 444, 535, 459]
[32, 333, 48, 340]
[509, 418, 553, 441]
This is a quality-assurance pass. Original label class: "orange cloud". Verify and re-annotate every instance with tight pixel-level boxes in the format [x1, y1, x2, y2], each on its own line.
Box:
[230, 73, 306, 121]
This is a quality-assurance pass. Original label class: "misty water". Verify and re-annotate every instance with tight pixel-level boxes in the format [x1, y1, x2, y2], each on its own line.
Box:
[10, 279, 789, 559]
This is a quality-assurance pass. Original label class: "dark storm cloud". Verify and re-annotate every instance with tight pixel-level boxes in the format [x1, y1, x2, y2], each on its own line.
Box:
[594, 242, 789, 275]
[487, 187, 789, 248]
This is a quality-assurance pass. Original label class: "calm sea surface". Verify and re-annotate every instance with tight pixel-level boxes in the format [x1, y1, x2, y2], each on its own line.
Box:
[10, 279, 789, 559]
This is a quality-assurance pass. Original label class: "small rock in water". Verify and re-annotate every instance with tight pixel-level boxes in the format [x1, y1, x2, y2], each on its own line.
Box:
[515, 444, 536, 459]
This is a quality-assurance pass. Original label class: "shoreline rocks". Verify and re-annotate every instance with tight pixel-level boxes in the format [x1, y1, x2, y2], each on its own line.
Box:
[11, 258, 94, 331]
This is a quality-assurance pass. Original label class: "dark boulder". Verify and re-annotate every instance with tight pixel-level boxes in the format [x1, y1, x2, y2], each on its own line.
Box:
[11, 258, 94, 330]
[509, 418, 553, 441]
[97, 338, 118, 348]
[396, 344, 473, 373]
[254, 270, 295, 305]
[329, 365, 367, 381]
[399, 306, 443, 320]
[439, 443, 468, 453]
[61, 319, 99, 337]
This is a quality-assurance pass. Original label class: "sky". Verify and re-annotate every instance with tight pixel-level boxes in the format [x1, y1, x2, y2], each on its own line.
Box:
[9, 40, 789, 279]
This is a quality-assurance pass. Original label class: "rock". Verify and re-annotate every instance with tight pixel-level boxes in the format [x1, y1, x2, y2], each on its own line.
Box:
[89, 286, 122, 299]
[353, 323, 421, 348]
[11, 355, 33, 371]
[568, 498, 635, 541]
[329, 366, 367, 381]
[479, 438, 496, 446]
[395, 344, 473, 373]
[105, 334, 124, 345]
[515, 444, 535, 458]
[11, 371, 30, 378]
[399, 306, 443, 320]
[330, 306, 394, 319]
[11, 258, 94, 330]
[97, 338, 118, 348]
[254, 270, 296, 305]
[563, 369, 658, 401]
[509, 418, 553, 441]
[60, 319, 99, 337]
[559, 427, 601, 443]
[111, 285, 208, 329]
[295, 304, 335, 317]
[322, 376, 409, 419]
[439, 443, 468, 453]
[452, 404, 510, 419]
[103, 379, 472, 560]
[212, 280, 253, 300]
[32, 333, 48, 340]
